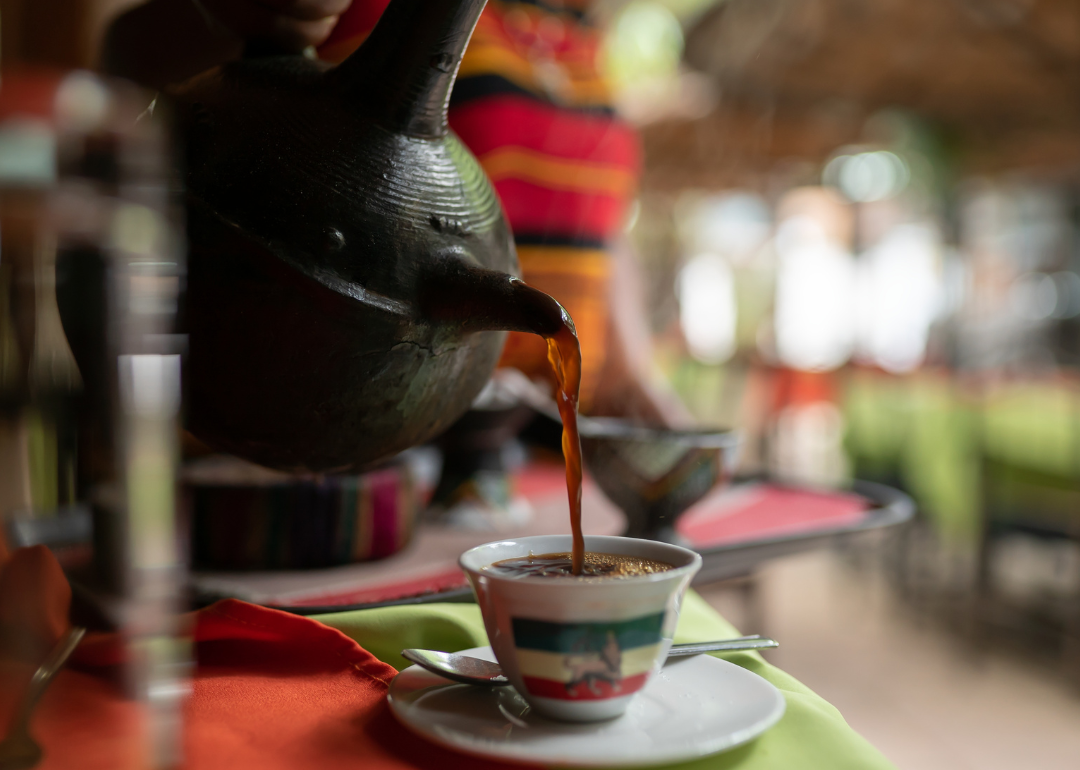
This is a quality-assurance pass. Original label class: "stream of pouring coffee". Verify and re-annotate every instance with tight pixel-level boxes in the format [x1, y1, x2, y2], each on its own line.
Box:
[545, 324, 585, 575]
[420, 268, 586, 574]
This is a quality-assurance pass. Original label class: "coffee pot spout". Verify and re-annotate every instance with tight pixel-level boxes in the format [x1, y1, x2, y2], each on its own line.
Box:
[418, 258, 574, 339]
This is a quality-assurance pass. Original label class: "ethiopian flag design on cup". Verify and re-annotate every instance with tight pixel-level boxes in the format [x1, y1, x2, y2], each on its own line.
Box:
[513, 613, 665, 701]
[460, 534, 702, 722]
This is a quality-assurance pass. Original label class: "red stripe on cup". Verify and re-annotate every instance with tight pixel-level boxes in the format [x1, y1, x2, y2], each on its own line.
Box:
[521, 672, 649, 701]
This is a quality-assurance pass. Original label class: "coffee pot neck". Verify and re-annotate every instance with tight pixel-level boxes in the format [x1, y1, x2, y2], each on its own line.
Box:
[331, 0, 488, 138]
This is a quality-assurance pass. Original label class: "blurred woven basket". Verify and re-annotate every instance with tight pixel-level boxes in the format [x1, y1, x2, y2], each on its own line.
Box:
[183, 454, 419, 571]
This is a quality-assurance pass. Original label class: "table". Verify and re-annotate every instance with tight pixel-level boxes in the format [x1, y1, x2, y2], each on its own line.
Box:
[1, 466, 905, 769]
[191, 463, 911, 613]
[314, 590, 897, 770]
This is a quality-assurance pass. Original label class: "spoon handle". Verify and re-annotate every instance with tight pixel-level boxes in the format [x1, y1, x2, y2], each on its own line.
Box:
[7, 627, 86, 735]
[668, 635, 778, 657]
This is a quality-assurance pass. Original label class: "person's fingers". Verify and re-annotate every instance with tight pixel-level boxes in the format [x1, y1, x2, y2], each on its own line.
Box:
[202, 0, 340, 48]
[265, 14, 339, 48]
[199, 0, 276, 37]
[254, 0, 352, 21]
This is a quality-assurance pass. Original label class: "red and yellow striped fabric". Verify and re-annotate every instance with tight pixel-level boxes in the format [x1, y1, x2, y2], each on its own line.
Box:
[319, 0, 639, 409]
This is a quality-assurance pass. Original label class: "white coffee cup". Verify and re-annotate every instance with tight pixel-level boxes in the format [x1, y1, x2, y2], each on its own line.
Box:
[459, 535, 702, 722]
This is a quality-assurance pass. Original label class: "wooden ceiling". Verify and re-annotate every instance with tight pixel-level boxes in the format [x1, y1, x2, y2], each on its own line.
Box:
[642, 0, 1080, 189]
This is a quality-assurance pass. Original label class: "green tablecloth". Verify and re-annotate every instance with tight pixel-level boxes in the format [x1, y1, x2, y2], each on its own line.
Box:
[314, 591, 894, 770]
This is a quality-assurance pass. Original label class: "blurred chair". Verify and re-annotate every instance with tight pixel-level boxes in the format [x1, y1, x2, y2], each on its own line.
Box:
[975, 385, 1080, 685]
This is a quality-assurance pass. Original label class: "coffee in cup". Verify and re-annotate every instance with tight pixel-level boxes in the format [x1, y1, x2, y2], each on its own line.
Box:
[487, 552, 674, 579]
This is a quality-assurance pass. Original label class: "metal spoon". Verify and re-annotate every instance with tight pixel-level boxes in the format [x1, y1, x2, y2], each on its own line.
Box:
[401, 635, 778, 686]
[0, 627, 86, 770]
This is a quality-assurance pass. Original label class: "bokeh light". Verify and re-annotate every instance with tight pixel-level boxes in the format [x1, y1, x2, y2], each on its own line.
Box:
[678, 253, 737, 364]
[773, 214, 857, 371]
[601, 1, 685, 92]
[824, 150, 910, 203]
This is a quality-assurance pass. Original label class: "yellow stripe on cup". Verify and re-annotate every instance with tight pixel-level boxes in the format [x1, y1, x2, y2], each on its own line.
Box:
[515, 642, 664, 683]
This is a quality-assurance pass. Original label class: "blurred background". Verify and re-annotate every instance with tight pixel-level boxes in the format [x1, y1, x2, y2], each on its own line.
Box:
[4, 0, 1080, 767]
[612, 2, 1080, 766]
[608, 2, 1080, 767]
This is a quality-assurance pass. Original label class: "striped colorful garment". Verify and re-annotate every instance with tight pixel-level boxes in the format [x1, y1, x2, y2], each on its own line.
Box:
[320, 0, 639, 410]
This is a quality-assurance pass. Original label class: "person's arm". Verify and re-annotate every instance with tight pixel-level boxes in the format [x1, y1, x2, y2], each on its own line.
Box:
[101, 0, 351, 89]
[590, 237, 695, 427]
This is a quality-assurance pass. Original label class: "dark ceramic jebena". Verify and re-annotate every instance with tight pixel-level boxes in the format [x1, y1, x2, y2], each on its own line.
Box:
[580, 419, 740, 543]
[168, 0, 568, 473]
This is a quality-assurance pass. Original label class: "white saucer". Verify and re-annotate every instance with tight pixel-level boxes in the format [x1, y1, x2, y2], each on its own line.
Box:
[387, 646, 786, 767]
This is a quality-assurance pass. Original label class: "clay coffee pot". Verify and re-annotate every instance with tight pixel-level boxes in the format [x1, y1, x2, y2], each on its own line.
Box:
[170, 0, 567, 472]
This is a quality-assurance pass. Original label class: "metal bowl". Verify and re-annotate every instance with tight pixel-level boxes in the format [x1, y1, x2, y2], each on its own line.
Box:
[580, 418, 740, 542]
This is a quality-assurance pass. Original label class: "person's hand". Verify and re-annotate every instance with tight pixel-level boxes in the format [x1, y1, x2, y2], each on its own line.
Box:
[192, 0, 352, 52]
[103, 0, 354, 88]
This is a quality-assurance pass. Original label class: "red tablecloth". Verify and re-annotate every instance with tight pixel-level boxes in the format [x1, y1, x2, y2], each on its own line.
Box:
[0, 547, 528, 770]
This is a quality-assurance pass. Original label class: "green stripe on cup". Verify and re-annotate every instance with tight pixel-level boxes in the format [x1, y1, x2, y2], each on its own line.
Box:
[512, 613, 665, 653]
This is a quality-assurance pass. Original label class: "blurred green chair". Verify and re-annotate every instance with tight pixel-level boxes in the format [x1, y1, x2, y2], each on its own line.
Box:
[975, 382, 1080, 684]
